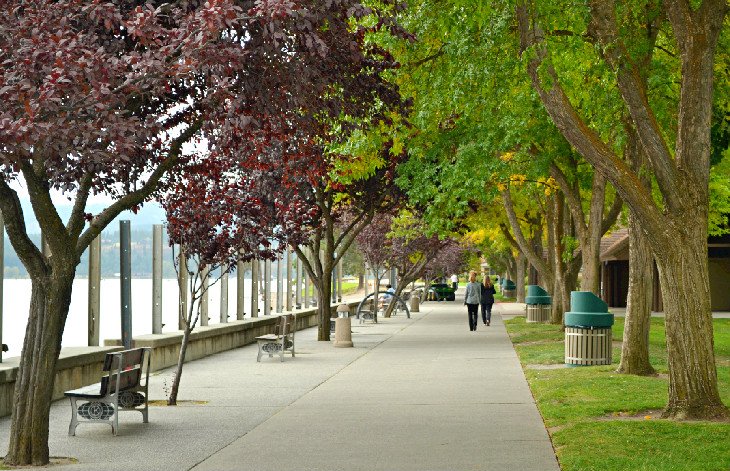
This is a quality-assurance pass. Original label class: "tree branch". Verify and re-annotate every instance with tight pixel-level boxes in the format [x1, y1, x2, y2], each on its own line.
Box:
[334, 209, 374, 267]
[549, 162, 587, 240]
[587, 0, 681, 209]
[67, 172, 93, 242]
[601, 192, 624, 234]
[20, 159, 68, 257]
[77, 121, 202, 255]
[516, 1, 663, 235]
[406, 42, 448, 68]
[0, 180, 47, 278]
[501, 187, 550, 278]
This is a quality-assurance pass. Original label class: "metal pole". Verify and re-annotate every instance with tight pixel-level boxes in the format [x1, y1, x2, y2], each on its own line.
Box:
[152, 225, 163, 334]
[286, 248, 293, 311]
[178, 248, 188, 330]
[120, 220, 132, 349]
[88, 235, 101, 345]
[331, 256, 336, 305]
[264, 258, 271, 315]
[251, 260, 259, 317]
[276, 254, 283, 313]
[295, 252, 302, 309]
[0, 213, 4, 362]
[200, 265, 209, 326]
[338, 258, 343, 302]
[220, 271, 229, 323]
[304, 249, 311, 308]
[236, 257, 245, 320]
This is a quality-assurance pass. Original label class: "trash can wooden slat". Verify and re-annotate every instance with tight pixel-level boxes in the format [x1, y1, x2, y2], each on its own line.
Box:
[526, 305, 551, 323]
[565, 327, 612, 366]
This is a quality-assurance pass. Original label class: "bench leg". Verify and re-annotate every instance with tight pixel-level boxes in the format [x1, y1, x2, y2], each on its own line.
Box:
[68, 398, 79, 436]
[256, 342, 263, 362]
[142, 398, 149, 424]
[279, 341, 284, 362]
[112, 402, 119, 436]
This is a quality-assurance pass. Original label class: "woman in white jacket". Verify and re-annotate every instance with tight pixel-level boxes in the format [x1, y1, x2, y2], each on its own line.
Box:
[464, 271, 482, 331]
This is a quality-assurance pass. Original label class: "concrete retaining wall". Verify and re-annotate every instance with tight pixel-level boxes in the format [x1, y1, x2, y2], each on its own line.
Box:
[0, 302, 357, 418]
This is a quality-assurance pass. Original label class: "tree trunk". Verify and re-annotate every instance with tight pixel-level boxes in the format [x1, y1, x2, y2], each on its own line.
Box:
[617, 212, 655, 375]
[316, 268, 333, 341]
[563, 261, 579, 316]
[6, 274, 73, 466]
[550, 278, 564, 324]
[548, 192, 567, 324]
[384, 283, 408, 318]
[358, 273, 364, 290]
[656, 217, 726, 419]
[580, 242, 601, 295]
[515, 252, 527, 303]
[167, 326, 192, 406]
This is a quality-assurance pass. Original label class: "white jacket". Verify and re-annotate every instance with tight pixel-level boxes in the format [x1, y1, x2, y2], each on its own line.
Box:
[464, 282, 481, 304]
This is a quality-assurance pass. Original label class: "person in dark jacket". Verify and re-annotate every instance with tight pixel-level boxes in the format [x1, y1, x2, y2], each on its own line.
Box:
[480, 276, 496, 326]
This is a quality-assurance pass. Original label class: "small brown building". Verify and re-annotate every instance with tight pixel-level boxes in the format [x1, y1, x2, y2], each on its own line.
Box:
[600, 230, 730, 311]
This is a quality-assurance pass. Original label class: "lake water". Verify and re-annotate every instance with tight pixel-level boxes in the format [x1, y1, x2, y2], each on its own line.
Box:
[0, 278, 286, 357]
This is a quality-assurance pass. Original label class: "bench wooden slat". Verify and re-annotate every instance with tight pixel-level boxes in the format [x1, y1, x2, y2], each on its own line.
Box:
[256, 334, 279, 340]
[64, 383, 104, 398]
[101, 367, 141, 395]
[104, 348, 144, 371]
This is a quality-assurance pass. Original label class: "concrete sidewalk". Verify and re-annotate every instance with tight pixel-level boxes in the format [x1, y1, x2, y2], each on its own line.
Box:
[0, 300, 558, 471]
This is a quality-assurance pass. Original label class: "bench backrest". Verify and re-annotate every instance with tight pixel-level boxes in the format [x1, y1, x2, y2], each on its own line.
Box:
[100, 348, 149, 396]
[275, 314, 294, 336]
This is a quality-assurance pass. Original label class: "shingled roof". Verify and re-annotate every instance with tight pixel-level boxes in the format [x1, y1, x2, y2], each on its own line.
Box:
[600, 228, 629, 261]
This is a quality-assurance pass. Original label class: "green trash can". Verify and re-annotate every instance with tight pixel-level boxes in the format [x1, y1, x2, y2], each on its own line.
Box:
[564, 291, 614, 366]
[502, 279, 516, 298]
[525, 285, 551, 323]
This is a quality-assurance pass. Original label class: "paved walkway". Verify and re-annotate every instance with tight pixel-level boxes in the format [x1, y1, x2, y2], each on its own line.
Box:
[0, 300, 559, 471]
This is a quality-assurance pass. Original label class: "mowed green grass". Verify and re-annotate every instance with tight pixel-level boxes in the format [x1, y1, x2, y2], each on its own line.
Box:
[504, 316, 730, 471]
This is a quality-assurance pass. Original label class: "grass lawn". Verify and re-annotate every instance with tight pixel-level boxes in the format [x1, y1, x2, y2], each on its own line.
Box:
[504, 316, 730, 471]
[495, 292, 516, 302]
[340, 281, 360, 296]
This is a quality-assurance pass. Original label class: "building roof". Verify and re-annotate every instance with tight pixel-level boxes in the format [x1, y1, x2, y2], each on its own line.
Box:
[600, 228, 629, 261]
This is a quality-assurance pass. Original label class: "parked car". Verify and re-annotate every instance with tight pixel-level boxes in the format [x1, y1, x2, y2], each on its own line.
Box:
[428, 283, 456, 301]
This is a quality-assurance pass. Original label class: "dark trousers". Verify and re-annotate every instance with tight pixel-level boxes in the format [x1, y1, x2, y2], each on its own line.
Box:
[481, 302, 493, 324]
[467, 303, 479, 331]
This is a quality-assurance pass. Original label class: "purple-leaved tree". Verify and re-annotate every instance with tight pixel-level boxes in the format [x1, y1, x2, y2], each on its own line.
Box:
[0, 0, 409, 463]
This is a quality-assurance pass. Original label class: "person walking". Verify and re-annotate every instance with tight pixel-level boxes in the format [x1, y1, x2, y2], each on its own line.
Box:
[480, 275, 496, 326]
[464, 271, 481, 331]
[451, 273, 459, 292]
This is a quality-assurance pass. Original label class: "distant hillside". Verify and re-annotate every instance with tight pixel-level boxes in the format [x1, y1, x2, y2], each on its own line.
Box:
[17, 200, 166, 234]
[3, 229, 180, 279]
[2, 201, 172, 278]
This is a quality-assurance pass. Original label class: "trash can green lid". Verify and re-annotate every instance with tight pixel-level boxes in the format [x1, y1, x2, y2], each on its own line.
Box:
[564, 291, 614, 328]
[502, 279, 516, 290]
[525, 285, 551, 305]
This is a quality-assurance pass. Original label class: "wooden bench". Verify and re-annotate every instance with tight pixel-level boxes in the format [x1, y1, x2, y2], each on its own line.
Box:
[64, 348, 151, 436]
[358, 299, 378, 324]
[256, 314, 296, 362]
